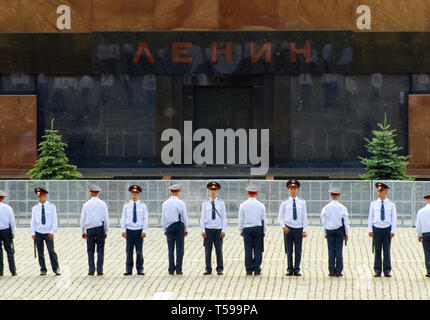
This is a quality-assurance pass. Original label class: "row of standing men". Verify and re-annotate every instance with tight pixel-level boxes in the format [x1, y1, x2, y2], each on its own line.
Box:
[0, 180, 430, 278]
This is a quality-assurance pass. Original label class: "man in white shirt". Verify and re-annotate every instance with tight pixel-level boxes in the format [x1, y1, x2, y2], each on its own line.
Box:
[201, 181, 226, 276]
[80, 185, 109, 276]
[0, 190, 17, 276]
[278, 179, 307, 276]
[238, 185, 266, 276]
[368, 182, 397, 277]
[31, 188, 61, 276]
[415, 193, 430, 277]
[162, 184, 188, 275]
[321, 186, 349, 277]
[121, 185, 148, 276]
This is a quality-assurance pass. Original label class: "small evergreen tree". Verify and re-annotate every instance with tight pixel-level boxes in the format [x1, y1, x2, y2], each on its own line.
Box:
[27, 119, 83, 180]
[359, 113, 415, 180]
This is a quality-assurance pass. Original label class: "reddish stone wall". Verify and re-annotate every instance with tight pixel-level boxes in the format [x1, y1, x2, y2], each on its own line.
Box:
[0, 95, 37, 171]
[0, 0, 429, 32]
[409, 95, 430, 170]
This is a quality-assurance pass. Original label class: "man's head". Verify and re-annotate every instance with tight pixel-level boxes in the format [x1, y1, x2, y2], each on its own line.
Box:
[89, 184, 102, 198]
[287, 179, 300, 198]
[0, 189, 6, 202]
[169, 184, 182, 197]
[129, 185, 142, 201]
[328, 186, 342, 200]
[375, 182, 389, 200]
[34, 187, 48, 204]
[245, 185, 258, 198]
[207, 181, 220, 199]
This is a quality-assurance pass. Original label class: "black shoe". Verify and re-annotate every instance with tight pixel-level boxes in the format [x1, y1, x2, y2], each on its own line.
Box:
[40, 271, 47, 276]
[137, 272, 145, 275]
[294, 272, 302, 276]
[374, 273, 381, 277]
[246, 272, 253, 275]
[384, 274, 391, 278]
[286, 272, 294, 276]
[88, 272, 95, 276]
[124, 272, 132, 276]
[203, 272, 212, 275]
[254, 272, 261, 276]
[217, 272, 223, 275]
[0, 273, 3, 277]
[11, 273, 17, 276]
[426, 274, 430, 278]
[168, 272, 174, 275]
[55, 272, 61, 276]
[176, 272, 183, 275]
[97, 273, 103, 276]
[336, 274, 343, 277]
[329, 273, 336, 277]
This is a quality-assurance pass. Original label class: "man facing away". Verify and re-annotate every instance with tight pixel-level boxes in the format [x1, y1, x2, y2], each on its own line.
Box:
[162, 184, 188, 275]
[80, 184, 109, 276]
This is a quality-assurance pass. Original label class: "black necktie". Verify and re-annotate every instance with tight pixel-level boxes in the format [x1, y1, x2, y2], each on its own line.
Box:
[381, 200, 385, 221]
[211, 200, 216, 220]
[293, 199, 297, 220]
[41, 204, 46, 225]
[133, 202, 137, 223]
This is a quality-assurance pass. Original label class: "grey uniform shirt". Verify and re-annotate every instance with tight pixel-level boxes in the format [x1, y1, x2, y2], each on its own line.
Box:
[238, 197, 267, 233]
[162, 196, 188, 232]
[80, 197, 109, 234]
[416, 204, 430, 237]
[278, 197, 308, 232]
[368, 198, 397, 233]
[121, 200, 148, 233]
[200, 197, 227, 232]
[320, 200, 349, 236]
[0, 202, 16, 235]
[31, 201, 58, 235]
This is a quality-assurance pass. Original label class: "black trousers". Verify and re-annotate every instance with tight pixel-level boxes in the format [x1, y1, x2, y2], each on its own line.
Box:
[204, 228, 223, 273]
[284, 226, 303, 273]
[35, 232, 59, 273]
[126, 229, 144, 273]
[0, 229, 15, 274]
[243, 226, 263, 274]
[166, 221, 185, 274]
[86, 226, 105, 274]
[422, 233, 430, 275]
[373, 226, 392, 275]
[326, 227, 345, 275]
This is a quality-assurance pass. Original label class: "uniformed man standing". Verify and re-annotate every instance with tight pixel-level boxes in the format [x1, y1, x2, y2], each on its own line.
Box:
[278, 179, 307, 276]
[321, 186, 349, 277]
[368, 182, 396, 277]
[201, 181, 226, 275]
[238, 185, 266, 276]
[162, 184, 188, 275]
[121, 185, 148, 276]
[80, 184, 109, 276]
[415, 193, 430, 277]
[31, 188, 61, 276]
[0, 190, 17, 276]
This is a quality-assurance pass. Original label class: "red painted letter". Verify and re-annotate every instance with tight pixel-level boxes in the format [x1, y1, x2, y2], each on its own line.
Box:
[290, 41, 312, 63]
[251, 42, 271, 63]
[172, 42, 192, 63]
[133, 42, 155, 63]
[211, 42, 232, 63]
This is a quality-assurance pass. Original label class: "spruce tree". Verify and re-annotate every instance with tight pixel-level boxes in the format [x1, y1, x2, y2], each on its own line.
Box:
[359, 113, 415, 180]
[27, 119, 83, 180]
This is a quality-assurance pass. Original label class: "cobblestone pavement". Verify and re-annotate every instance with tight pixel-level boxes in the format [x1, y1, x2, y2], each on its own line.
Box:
[1, 226, 429, 300]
